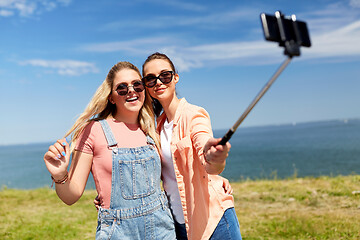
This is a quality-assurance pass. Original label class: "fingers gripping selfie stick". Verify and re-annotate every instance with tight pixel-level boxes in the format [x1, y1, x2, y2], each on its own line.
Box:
[218, 11, 311, 145]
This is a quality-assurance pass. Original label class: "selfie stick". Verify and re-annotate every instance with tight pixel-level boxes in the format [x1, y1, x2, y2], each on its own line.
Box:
[218, 57, 292, 145]
[218, 11, 310, 145]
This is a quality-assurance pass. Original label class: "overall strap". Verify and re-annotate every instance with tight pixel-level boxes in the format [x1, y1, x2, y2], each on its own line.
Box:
[146, 135, 156, 146]
[99, 119, 118, 147]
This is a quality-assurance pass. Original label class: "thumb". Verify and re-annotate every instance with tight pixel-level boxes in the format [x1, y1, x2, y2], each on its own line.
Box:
[204, 138, 223, 155]
[206, 138, 220, 147]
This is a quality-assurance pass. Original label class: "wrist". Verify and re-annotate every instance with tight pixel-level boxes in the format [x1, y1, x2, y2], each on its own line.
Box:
[51, 172, 69, 187]
[52, 171, 68, 180]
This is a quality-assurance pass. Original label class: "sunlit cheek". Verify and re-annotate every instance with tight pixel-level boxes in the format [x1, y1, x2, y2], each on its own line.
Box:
[140, 92, 146, 103]
[146, 88, 156, 98]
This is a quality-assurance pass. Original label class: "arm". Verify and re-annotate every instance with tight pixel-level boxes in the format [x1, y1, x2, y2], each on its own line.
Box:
[190, 108, 231, 175]
[44, 138, 93, 205]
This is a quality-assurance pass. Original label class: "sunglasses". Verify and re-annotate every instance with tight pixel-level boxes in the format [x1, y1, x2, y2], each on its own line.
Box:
[142, 71, 174, 88]
[114, 81, 144, 96]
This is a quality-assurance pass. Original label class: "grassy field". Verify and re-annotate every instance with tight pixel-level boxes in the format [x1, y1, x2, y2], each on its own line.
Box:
[1, 175, 359, 239]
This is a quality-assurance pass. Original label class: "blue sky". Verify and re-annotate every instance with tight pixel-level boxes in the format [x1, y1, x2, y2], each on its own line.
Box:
[0, 0, 359, 145]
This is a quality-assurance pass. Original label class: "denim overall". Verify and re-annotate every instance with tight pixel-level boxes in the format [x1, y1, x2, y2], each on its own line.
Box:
[96, 120, 176, 240]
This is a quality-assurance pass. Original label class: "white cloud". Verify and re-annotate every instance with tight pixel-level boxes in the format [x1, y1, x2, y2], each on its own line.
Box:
[301, 2, 359, 34]
[19, 59, 99, 76]
[57, 0, 71, 5]
[305, 20, 360, 60]
[82, 37, 283, 72]
[156, 0, 206, 11]
[132, 0, 206, 12]
[350, 0, 360, 8]
[81, 18, 360, 71]
[81, 37, 177, 54]
[0, 0, 72, 17]
[86, 15, 360, 71]
[100, 7, 258, 32]
[163, 5, 360, 70]
[171, 7, 258, 27]
[171, 19, 360, 70]
[159, 41, 282, 72]
[82, 2, 360, 72]
[0, 9, 13, 16]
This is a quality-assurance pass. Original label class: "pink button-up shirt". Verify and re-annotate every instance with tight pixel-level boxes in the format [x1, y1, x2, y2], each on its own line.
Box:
[157, 98, 234, 240]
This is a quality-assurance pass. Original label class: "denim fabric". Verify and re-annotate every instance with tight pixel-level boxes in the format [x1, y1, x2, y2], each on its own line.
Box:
[95, 120, 176, 240]
[209, 207, 242, 240]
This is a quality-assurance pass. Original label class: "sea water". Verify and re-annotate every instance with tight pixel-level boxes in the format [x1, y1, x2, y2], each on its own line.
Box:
[0, 119, 359, 189]
[216, 118, 360, 181]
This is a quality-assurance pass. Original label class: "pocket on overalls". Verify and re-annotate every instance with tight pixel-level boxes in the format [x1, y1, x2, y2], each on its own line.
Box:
[96, 211, 116, 240]
[119, 156, 156, 199]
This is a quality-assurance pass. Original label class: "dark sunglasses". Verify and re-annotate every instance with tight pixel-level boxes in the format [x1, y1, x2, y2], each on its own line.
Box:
[114, 81, 144, 96]
[142, 71, 174, 88]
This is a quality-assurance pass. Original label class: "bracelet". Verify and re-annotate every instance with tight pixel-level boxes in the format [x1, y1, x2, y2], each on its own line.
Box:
[51, 172, 69, 187]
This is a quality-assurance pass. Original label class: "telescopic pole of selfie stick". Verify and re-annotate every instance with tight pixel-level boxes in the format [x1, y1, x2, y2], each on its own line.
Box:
[218, 11, 310, 146]
[218, 56, 292, 145]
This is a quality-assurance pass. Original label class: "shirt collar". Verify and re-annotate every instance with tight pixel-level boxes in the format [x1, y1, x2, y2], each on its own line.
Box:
[157, 98, 187, 128]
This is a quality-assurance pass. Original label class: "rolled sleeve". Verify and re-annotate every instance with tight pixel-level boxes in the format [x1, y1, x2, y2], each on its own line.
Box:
[190, 108, 213, 162]
[75, 121, 95, 155]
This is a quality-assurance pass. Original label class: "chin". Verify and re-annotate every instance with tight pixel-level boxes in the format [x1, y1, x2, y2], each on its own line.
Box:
[127, 104, 143, 112]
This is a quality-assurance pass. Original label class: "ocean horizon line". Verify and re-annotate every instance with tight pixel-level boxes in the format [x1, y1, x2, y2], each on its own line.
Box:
[229, 117, 359, 130]
[1, 118, 359, 189]
[1, 117, 359, 147]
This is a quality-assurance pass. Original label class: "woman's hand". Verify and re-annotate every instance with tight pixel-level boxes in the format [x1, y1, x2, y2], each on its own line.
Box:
[203, 138, 231, 175]
[43, 138, 70, 180]
[94, 195, 101, 210]
[222, 177, 233, 195]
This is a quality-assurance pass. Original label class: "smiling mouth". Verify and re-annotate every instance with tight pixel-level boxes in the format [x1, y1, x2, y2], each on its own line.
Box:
[155, 87, 165, 92]
[126, 96, 139, 102]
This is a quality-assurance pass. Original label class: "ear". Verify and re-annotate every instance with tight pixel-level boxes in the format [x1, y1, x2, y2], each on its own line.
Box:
[108, 95, 115, 105]
[174, 73, 179, 84]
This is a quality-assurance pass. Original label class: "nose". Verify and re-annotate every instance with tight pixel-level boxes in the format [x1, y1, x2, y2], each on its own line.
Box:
[127, 85, 136, 92]
[154, 77, 162, 86]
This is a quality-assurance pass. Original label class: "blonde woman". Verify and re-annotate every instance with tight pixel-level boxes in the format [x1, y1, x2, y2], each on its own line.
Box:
[43, 61, 176, 239]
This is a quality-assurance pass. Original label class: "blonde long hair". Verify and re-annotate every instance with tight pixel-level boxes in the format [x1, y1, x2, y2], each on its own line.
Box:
[64, 61, 160, 152]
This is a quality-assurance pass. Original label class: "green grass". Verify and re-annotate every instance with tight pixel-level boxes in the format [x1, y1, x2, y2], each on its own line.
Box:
[0, 188, 98, 239]
[1, 175, 360, 239]
[234, 175, 360, 239]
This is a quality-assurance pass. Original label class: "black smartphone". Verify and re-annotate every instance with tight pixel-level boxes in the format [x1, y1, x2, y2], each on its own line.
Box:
[260, 12, 311, 47]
